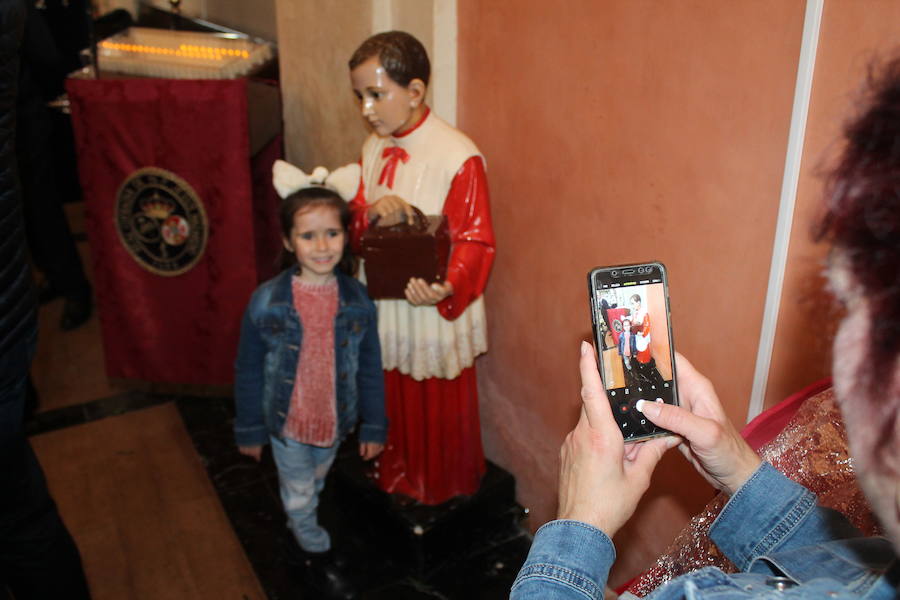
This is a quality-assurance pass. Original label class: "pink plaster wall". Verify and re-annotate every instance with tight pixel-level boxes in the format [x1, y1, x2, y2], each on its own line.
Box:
[765, 1, 900, 409]
[646, 284, 672, 381]
[458, 0, 804, 585]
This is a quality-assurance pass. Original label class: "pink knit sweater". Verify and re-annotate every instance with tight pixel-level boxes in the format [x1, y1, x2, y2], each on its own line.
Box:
[282, 277, 338, 446]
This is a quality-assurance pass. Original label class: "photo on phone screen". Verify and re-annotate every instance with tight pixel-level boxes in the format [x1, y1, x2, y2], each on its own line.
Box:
[588, 262, 678, 442]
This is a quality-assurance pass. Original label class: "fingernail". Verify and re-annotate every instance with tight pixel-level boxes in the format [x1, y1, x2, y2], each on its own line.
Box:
[637, 399, 660, 417]
[581, 341, 590, 356]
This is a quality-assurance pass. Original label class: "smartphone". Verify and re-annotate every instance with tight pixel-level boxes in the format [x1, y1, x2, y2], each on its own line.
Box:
[587, 262, 678, 442]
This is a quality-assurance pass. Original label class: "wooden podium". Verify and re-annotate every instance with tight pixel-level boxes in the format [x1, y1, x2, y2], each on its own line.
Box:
[67, 75, 282, 385]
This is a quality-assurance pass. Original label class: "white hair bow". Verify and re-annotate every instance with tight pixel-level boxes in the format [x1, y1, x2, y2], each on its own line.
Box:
[272, 159, 361, 201]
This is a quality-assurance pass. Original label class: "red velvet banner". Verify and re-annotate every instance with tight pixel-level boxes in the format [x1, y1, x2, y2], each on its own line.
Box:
[606, 307, 630, 345]
[66, 77, 281, 385]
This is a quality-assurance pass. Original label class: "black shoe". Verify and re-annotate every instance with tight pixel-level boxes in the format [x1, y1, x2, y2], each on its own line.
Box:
[302, 550, 358, 600]
[60, 293, 92, 331]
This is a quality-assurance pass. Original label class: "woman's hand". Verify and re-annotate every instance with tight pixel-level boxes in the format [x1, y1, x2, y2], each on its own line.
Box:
[405, 278, 453, 306]
[367, 194, 415, 226]
[238, 445, 263, 462]
[636, 353, 761, 496]
[359, 441, 384, 461]
[557, 342, 675, 537]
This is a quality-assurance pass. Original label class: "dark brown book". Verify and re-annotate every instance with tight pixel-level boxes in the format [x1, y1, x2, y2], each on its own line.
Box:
[360, 208, 450, 299]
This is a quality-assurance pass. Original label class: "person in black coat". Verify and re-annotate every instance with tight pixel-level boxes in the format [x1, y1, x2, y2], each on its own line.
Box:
[0, 1, 91, 596]
[17, 0, 92, 331]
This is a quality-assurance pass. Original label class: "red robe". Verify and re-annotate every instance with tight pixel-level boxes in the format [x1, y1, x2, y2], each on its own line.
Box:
[633, 311, 652, 364]
[350, 111, 495, 504]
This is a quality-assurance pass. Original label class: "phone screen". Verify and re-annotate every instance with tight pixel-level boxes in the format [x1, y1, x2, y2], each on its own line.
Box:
[588, 262, 677, 442]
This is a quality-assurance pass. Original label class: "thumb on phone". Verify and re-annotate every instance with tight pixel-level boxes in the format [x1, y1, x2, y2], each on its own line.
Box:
[634, 399, 697, 438]
[634, 397, 761, 495]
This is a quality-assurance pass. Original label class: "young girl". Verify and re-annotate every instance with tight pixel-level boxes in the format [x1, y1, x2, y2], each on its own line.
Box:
[233, 186, 386, 597]
[617, 318, 637, 383]
[347, 31, 496, 505]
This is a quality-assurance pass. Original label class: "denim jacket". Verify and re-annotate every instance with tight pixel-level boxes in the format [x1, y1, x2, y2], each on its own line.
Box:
[233, 267, 387, 448]
[512, 462, 899, 599]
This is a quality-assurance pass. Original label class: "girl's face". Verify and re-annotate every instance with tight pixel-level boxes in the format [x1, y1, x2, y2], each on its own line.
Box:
[622, 320, 631, 332]
[283, 204, 345, 284]
[350, 56, 423, 137]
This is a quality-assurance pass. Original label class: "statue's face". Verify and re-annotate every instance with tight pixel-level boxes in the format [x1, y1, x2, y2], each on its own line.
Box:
[350, 57, 418, 137]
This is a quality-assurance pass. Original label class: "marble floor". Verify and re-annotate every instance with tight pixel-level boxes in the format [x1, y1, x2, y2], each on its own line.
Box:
[21, 202, 532, 599]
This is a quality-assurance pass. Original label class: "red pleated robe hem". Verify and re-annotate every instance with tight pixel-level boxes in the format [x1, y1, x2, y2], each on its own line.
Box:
[375, 366, 486, 505]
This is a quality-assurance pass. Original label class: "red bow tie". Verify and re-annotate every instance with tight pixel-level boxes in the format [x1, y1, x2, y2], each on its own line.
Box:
[378, 147, 410, 189]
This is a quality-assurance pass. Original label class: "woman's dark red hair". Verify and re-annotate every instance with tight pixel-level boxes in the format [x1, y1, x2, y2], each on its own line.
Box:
[819, 58, 900, 370]
[817, 56, 900, 468]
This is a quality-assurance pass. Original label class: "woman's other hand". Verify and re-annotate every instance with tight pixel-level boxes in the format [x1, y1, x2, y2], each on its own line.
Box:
[557, 342, 675, 537]
[636, 353, 761, 496]
[405, 278, 453, 306]
[367, 194, 415, 225]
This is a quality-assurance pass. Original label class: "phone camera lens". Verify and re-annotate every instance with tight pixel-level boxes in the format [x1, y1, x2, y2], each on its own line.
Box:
[612, 270, 618, 277]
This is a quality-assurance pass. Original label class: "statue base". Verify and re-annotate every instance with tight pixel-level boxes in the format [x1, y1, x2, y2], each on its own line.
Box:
[329, 439, 526, 580]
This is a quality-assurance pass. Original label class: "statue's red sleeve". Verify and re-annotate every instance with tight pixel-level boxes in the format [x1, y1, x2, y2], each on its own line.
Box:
[349, 164, 368, 253]
[437, 156, 495, 320]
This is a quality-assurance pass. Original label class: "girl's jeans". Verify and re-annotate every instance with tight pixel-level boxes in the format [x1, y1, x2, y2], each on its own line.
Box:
[270, 435, 339, 553]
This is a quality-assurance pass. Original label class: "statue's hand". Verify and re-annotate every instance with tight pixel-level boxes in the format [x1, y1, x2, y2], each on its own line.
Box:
[405, 278, 453, 306]
[368, 194, 415, 226]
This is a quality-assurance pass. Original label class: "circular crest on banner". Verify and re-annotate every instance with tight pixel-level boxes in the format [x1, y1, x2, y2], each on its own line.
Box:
[115, 167, 208, 276]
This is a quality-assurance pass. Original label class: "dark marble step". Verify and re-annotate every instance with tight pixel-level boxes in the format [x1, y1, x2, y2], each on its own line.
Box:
[176, 396, 532, 599]
[330, 442, 527, 580]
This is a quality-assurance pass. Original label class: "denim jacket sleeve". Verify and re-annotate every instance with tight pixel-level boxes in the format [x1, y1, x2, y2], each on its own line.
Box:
[710, 461, 863, 573]
[233, 301, 268, 447]
[511, 519, 615, 600]
[355, 298, 387, 444]
[512, 463, 897, 600]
